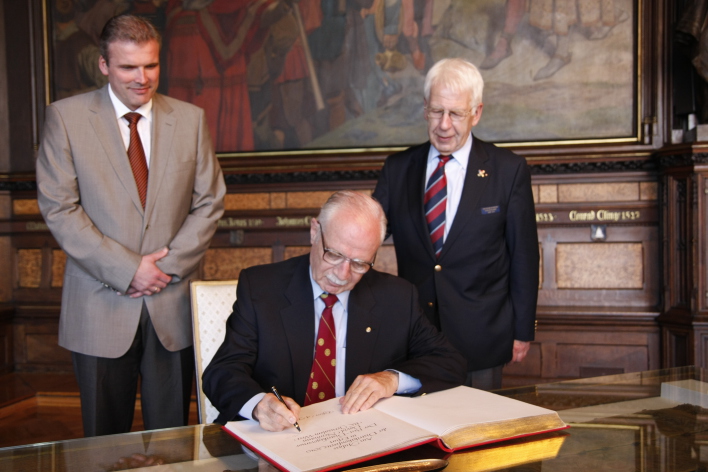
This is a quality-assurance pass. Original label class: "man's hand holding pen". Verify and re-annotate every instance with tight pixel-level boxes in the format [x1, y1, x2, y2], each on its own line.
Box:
[253, 392, 301, 432]
[254, 372, 401, 431]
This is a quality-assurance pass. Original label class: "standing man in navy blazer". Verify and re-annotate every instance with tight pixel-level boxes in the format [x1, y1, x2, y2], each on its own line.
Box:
[36, 15, 226, 436]
[372, 58, 538, 390]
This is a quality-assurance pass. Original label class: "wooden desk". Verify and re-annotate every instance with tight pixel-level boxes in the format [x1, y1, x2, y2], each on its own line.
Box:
[3, 366, 708, 471]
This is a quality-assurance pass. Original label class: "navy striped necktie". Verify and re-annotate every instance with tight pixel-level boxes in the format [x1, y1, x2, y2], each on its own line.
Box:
[424, 155, 452, 257]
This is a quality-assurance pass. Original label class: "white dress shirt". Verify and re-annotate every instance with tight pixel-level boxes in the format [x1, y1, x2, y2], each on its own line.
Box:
[425, 133, 473, 241]
[107, 85, 153, 168]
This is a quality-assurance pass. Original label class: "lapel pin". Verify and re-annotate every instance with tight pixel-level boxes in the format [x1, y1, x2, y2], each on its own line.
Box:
[477, 170, 488, 178]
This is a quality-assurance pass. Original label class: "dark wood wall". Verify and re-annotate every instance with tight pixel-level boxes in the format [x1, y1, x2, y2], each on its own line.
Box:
[3, 0, 706, 387]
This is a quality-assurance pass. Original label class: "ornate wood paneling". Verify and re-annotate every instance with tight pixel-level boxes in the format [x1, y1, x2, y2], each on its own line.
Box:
[503, 307, 661, 387]
[3, 173, 664, 383]
[502, 169, 662, 386]
[12, 306, 69, 372]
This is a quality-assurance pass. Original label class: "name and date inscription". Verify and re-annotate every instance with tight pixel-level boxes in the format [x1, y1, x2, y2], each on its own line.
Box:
[536, 209, 643, 224]
[215, 211, 645, 229]
[21, 211, 646, 232]
[217, 216, 312, 229]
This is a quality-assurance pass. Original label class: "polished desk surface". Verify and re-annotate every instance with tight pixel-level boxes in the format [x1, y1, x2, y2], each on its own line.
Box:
[4, 366, 708, 472]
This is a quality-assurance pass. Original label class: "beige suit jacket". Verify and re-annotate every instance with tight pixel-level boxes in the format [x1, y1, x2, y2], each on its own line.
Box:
[37, 85, 226, 358]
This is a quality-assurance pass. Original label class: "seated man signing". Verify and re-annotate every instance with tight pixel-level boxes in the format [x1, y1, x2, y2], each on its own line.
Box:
[203, 190, 466, 431]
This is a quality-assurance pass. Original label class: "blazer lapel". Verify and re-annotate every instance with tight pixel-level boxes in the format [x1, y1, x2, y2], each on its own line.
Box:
[407, 143, 437, 259]
[280, 257, 318, 402]
[344, 273, 381, 388]
[441, 137, 491, 257]
[144, 94, 176, 222]
[89, 87, 144, 213]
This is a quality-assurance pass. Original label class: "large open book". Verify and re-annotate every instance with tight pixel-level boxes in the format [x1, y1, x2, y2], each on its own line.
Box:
[223, 386, 569, 472]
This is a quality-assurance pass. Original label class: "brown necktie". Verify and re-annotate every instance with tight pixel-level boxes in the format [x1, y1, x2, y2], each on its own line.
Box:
[305, 293, 338, 405]
[124, 112, 148, 208]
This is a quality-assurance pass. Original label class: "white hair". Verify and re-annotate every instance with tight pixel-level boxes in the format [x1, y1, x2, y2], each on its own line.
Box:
[317, 191, 387, 244]
[424, 58, 484, 110]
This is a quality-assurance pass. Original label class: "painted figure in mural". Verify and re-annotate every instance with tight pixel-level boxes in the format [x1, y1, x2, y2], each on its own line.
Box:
[163, 0, 291, 152]
[267, 0, 322, 149]
[677, 0, 708, 123]
[53, 0, 107, 99]
[481, 0, 628, 80]
[363, 0, 435, 72]
[301, 0, 377, 138]
[358, 0, 439, 111]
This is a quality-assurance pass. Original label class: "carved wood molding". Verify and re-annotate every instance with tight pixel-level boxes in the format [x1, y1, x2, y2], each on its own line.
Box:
[223, 170, 381, 186]
[0, 181, 36, 191]
[656, 152, 708, 169]
[0, 158, 664, 191]
[530, 159, 657, 175]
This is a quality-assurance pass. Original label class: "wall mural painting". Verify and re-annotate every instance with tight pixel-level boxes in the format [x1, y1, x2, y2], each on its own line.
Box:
[49, 0, 637, 154]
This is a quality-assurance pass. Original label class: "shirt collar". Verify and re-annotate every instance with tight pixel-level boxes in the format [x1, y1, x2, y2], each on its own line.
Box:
[107, 84, 153, 121]
[428, 132, 473, 170]
[309, 265, 350, 309]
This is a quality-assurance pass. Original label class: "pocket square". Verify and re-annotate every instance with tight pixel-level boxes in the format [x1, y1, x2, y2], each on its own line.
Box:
[481, 206, 500, 214]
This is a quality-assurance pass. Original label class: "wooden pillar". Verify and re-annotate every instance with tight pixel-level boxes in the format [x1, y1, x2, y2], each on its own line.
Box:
[658, 145, 708, 368]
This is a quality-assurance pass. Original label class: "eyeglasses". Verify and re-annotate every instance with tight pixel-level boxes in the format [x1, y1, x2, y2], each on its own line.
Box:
[425, 107, 474, 122]
[319, 226, 375, 274]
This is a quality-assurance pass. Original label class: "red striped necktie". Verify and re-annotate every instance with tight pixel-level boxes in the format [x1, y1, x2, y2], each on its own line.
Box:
[424, 155, 452, 257]
[124, 112, 148, 208]
[305, 293, 339, 405]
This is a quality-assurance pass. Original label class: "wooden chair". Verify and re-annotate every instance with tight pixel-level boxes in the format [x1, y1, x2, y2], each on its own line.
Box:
[190, 280, 238, 424]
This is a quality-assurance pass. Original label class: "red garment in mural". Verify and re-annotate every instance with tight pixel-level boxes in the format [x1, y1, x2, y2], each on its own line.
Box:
[165, 0, 273, 152]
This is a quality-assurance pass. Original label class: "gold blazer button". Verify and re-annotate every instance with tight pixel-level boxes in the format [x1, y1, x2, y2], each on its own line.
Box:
[434, 265, 442, 272]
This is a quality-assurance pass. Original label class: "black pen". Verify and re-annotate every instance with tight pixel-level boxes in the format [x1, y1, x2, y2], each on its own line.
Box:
[271, 386, 301, 432]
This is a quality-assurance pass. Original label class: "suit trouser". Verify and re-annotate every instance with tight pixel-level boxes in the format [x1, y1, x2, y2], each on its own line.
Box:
[429, 306, 504, 391]
[72, 302, 194, 437]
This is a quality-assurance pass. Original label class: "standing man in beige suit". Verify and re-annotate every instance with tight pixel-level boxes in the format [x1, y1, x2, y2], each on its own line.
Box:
[36, 15, 226, 437]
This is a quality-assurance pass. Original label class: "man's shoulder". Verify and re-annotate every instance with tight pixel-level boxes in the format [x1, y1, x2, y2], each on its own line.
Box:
[379, 142, 429, 176]
[49, 87, 103, 111]
[239, 255, 308, 301]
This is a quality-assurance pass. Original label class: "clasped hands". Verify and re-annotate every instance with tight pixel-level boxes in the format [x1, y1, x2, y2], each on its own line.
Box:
[253, 371, 399, 432]
[120, 247, 172, 298]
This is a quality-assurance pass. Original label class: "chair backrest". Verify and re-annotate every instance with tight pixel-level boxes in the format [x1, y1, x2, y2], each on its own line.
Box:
[190, 280, 238, 424]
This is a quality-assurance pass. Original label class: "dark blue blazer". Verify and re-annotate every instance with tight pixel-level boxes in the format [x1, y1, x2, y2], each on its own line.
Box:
[373, 137, 539, 371]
